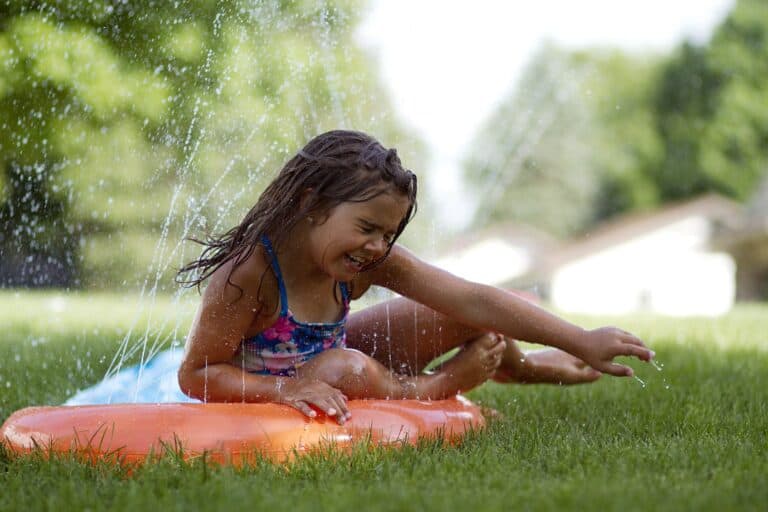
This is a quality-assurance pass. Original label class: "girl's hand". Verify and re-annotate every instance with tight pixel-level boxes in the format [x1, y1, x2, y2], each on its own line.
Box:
[573, 327, 654, 377]
[277, 378, 351, 424]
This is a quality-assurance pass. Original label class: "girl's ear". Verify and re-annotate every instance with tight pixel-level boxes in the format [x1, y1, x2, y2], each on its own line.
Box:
[299, 188, 314, 210]
[299, 188, 328, 225]
[298, 188, 315, 217]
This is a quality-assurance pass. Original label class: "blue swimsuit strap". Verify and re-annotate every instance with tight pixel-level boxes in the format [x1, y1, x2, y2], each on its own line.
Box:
[261, 235, 289, 317]
[260, 235, 350, 317]
[339, 281, 350, 309]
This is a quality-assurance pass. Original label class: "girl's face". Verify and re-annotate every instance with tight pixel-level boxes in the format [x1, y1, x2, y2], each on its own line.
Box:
[307, 191, 411, 280]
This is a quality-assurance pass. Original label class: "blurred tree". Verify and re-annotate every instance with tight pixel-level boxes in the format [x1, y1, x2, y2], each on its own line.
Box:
[654, 0, 768, 202]
[463, 44, 663, 237]
[587, 51, 664, 221]
[464, 0, 768, 238]
[0, 0, 425, 289]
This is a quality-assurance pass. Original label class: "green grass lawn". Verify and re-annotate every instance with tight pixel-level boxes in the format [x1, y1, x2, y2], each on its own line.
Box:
[1, 291, 767, 511]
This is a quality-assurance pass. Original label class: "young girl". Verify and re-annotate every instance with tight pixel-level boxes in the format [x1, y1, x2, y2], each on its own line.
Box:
[176, 130, 653, 424]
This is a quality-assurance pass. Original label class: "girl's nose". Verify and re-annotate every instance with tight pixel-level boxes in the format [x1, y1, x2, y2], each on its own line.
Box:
[365, 237, 388, 256]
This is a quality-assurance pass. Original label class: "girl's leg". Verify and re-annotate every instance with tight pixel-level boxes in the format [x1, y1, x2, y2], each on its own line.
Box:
[345, 297, 480, 374]
[346, 296, 602, 384]
[296, 337, 504, 400]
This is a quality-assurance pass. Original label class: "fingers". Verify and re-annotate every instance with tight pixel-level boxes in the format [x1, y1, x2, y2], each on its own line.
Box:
[327, 393, 351, 423]
[597, 362, 634, 378]
[621, 332, 653, 353]
[600, 341, 651, 376]
[577, 327, 656, 378]
[620, 331, 645, 346]
[309, 393, 349, 424]
[297, 397, 349, 424]
[617, 330, 655, 359]
[285, 380, 350, 424]
[620, 343, 655, 362]
[292, 401, 318, 418]
[607, 336, 654, 362]
[583, 367, 603, 381]
[596, 327, 654, 362]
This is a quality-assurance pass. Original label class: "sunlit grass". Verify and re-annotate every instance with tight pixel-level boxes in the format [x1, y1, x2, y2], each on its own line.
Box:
[1, 291, 766, 511]
[0, 289, 198, 335]
[0, 290, 197, 416]
[568, 304, 768, 351]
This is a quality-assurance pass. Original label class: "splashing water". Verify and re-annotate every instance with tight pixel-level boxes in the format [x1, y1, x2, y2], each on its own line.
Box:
[631, 357, 671, 390]
[386, 302, 393, 375]
[241, 354, 247, 402]
[650, 358, 671, 390]
[64, 2, 419, 403]
[203, 357, 209, 403]
[412, 302, 419, 378]
[275, 377, 284, 396]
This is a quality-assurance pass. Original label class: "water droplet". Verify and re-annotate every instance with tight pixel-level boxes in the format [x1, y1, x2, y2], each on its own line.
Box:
[633, 375, 646, 388]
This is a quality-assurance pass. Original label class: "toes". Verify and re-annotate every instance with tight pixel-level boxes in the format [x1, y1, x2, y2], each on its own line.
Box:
[483, 352, 503, 375]
[477, 333, 498, 348]
[475, 332, 504, 348]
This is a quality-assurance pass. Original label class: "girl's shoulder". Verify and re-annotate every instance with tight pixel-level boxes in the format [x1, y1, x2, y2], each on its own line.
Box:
[204, 244, 280, 316]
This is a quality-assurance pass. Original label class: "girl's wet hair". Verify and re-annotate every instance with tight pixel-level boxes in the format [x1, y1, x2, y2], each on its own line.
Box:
[177, 130, 418, 293]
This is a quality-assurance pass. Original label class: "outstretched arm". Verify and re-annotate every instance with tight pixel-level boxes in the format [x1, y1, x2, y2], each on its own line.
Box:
[371, 245, 653, 377]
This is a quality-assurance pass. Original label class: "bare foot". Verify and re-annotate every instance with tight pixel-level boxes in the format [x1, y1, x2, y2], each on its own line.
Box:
[430, 333, 506, 397]
[494, 339, 602, 385]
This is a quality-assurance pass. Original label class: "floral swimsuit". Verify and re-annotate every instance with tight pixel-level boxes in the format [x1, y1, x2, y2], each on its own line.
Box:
[231, 236, 350, 376]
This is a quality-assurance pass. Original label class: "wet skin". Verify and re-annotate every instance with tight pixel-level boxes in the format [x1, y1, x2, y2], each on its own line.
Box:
[345, 296, 603, 385]
[180, 190, 652, 425]
[180, 191, 509, 424]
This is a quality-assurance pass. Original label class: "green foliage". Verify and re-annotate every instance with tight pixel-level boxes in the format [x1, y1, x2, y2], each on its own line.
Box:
[464, 45, 664, 236]
[586, 51, 665, 220]
[655, 0, 768, 202]
[0, 0, 425, 289]
[463, 45, 593, 237]
[464, 0, 768, 236]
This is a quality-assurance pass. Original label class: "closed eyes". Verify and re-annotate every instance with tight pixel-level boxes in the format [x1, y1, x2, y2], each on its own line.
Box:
[359, 221, 396, 244]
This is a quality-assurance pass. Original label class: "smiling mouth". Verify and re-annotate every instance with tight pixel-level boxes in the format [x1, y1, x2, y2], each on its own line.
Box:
[345, 254, 369, 270]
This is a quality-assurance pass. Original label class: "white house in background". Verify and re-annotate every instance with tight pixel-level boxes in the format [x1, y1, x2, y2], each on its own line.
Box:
[520, 194, 743, 317]
[430, 223, 557, 288]
[431, 194, 744, 316]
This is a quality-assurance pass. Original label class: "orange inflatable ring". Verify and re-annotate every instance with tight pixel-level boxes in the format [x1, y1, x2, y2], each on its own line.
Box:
[1, 397, 484, 466]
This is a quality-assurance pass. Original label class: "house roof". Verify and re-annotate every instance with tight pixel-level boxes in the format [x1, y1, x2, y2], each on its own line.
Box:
[428, 222, 560, 287]
[433, 221, 559, 256]
[521, 193, 743, 279]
